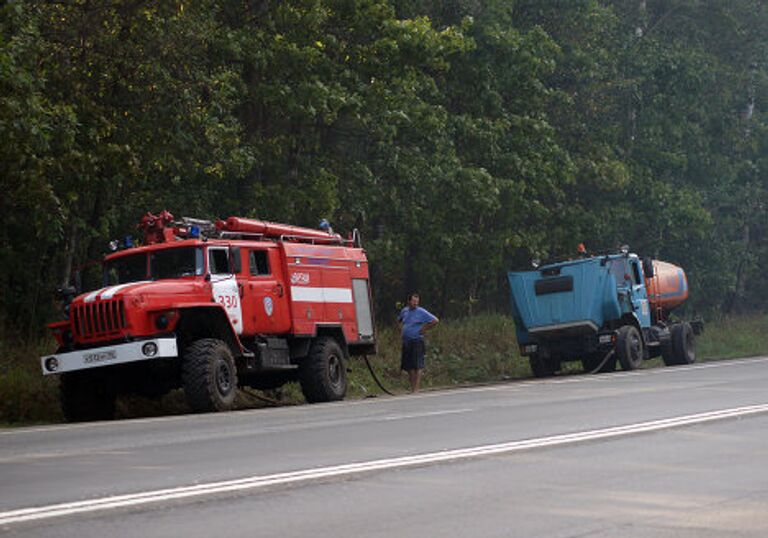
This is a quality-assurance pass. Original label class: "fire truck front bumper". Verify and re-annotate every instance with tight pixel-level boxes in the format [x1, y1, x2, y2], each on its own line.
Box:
[40, 337, 178, 375]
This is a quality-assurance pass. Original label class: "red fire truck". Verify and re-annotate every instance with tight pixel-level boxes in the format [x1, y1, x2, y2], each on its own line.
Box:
[41, 211, 376, 421]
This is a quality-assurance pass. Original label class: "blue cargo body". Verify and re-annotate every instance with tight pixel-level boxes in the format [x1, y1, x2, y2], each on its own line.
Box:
[508, 258, 622, 344]
[507, 251, 699, 377]
[507, 252, 665, 378]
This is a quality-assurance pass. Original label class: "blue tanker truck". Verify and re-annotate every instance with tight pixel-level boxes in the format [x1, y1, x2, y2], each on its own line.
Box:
[508, 248, 703, 377]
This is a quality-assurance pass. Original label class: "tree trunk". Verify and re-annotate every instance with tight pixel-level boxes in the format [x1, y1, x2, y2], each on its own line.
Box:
[61, 220, 79, 288]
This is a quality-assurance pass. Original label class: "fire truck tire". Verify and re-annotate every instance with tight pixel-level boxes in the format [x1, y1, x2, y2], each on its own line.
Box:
[667, 322, 696, 366]
[529, 354, 556, 378]
[616, 325, 644, 370]
[182, 338, 238, 412]
[299, 337, 347, 403]
[60, 371, 116, 422]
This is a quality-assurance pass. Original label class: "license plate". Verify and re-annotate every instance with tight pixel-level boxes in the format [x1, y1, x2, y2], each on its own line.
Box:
[83, 350, 117, 364]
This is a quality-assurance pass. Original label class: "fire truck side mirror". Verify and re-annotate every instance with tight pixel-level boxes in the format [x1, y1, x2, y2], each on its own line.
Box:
[56, 286, 77, 303]
[642, 256, 655, 278]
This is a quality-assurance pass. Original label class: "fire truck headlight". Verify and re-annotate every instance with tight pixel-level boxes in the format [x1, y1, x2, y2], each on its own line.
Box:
[155, 314, 169, 330]
[142, 342, 158, 357]
[44, 357, 60, 372]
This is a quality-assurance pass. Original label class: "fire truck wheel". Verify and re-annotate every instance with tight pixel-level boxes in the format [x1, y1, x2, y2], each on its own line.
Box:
[299, 337, 347, 403]
[60, 371, 116, 422]
[616, 325, 644, 370]
[668, 322, 696, 365]
[182, 338, 238, 412]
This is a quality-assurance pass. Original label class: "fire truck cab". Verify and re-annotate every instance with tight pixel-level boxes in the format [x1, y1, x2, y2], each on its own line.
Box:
[41, 211, 376, 421]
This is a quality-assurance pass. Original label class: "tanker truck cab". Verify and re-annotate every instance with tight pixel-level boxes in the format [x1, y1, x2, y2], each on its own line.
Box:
[508, 248, 700, 378]
[41, 211, 377, 422]
[605, 254, 651, 328]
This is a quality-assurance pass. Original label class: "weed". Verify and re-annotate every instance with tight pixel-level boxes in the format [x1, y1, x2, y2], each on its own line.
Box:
[2, 314, 767, 425]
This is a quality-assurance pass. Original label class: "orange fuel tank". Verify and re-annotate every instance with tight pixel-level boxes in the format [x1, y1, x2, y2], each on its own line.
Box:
[645, 260, 689, 313]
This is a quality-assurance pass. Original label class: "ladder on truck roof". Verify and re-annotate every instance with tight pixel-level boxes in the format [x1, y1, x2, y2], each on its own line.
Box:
[139, 211, 361, 247]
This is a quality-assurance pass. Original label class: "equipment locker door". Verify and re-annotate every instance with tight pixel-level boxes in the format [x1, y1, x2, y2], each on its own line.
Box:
[352, 278, 374, 340]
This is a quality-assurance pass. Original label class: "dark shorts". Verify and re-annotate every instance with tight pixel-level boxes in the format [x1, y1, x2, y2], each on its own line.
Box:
[401, 338, 426, 371]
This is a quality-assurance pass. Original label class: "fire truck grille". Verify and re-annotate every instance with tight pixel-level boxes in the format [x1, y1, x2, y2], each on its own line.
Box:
[72, 300, 127, 339]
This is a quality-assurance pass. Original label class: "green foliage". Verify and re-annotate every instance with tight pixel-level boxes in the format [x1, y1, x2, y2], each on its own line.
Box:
[3, 0, 768, 340]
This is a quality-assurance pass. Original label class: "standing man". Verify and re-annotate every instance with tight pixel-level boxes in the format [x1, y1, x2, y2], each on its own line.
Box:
[398, 292, 439, 393]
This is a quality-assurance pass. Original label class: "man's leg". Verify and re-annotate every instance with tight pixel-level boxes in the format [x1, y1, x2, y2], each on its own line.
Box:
[412, 368, 422, 392]
[407, 369, 419, 392]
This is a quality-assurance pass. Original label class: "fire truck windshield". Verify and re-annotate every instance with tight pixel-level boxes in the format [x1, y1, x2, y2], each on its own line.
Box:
[103, 247, 203, 284]
[150, 247, 204, 280]
[104, 254, 147, 285]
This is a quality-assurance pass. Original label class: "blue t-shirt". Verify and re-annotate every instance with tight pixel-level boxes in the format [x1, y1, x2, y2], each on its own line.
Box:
[398, 306, 437, 341]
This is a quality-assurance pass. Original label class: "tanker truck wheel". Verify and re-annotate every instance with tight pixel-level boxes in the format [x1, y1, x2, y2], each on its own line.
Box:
[616, 325, 644, 371]
[664, 323, 696, 366]
[299, 337, 347, 403]
[60, 370, 116, 422]
[529, 354, 557, 378]
[182, 338, 238, 412]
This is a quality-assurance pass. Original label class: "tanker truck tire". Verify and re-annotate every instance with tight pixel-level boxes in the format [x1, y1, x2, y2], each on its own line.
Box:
[182, 338, 238, 413]
[299, 337, 348, 403]
[60, 370, 116, 422]
[616, 325, 644, 370]
[529, 354, 557, 378]
[664, 322, 696, 366]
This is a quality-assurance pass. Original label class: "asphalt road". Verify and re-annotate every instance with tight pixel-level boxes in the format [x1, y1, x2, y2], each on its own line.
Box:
[2, 357, 768, 537]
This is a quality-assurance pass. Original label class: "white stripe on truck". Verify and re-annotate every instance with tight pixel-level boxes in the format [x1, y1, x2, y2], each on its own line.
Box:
[290, 287, 353, 304]
[100, 281, 151, 299]
[83, 288, 108, 303]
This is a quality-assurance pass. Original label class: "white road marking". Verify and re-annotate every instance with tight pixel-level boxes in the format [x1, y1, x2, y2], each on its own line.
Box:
[2, 355, 768, 437]
[381, 409, 473, 421]
[2, 403, 768, 526]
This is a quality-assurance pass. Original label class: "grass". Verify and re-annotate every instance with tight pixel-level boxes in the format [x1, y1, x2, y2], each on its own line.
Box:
[0, 338, 63, 425]
[1, 314, 767, 425]
[346, 314, 526, 397]
[696, 315, 768, 360]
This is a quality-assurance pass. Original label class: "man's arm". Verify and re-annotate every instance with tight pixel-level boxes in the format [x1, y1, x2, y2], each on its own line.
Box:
[420, 314, 439, 335]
